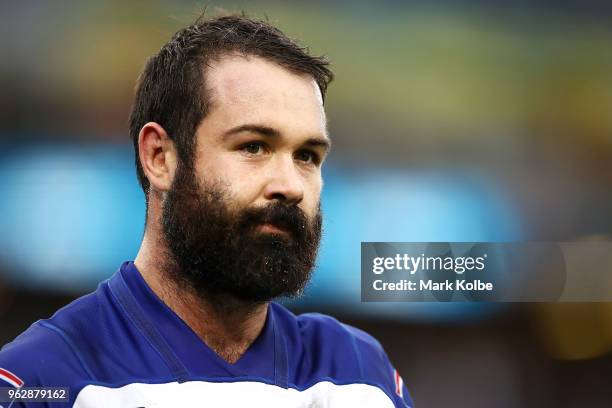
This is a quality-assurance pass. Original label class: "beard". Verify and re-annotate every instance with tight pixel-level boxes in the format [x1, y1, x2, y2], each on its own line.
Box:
[160, 162, 322, 304]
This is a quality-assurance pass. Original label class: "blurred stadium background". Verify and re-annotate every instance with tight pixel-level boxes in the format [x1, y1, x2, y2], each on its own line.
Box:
[2, 1, 612, 406]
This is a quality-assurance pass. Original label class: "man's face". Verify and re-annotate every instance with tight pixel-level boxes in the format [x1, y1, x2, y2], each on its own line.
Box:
[161, 55, 330, 302]
[195, 54, 329, 220]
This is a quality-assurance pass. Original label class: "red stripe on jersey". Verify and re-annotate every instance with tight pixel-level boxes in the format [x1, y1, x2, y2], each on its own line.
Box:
[0, 368, 24, 388]
[394, 369, 403, 397]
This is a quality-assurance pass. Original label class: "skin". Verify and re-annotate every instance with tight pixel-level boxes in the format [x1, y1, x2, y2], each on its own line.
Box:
[134, 54, 330, 364]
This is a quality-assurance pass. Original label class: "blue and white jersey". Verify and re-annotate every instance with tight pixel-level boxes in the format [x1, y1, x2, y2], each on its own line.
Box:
[0, 262, 413, 407]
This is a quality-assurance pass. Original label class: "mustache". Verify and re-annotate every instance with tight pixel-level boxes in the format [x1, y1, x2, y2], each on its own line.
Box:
[238, 202, 310, 238]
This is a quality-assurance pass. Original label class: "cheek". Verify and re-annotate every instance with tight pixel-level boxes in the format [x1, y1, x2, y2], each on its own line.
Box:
[228, 177, 262, 206]
[303, 175, 323, 214]
[200, 160, 263, 204]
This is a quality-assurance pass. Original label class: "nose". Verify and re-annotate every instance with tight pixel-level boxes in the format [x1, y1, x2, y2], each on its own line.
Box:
[262, 156, 304, 206]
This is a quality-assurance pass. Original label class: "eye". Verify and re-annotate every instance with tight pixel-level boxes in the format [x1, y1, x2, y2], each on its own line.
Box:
[295, 149, 319, 165]
[240, 141, 266, 155]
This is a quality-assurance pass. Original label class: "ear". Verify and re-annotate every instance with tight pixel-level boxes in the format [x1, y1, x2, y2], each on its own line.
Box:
[138, 122, 177, 193]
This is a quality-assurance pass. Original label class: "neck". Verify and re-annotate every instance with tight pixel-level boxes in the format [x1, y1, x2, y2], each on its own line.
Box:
[134, 232, 268, 364]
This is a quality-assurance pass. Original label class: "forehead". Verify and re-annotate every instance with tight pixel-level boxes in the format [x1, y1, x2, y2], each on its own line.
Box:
[203, 54, 326, 134]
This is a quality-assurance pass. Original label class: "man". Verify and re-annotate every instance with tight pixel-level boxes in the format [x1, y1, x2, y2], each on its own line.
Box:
[0, 15, 413, 407]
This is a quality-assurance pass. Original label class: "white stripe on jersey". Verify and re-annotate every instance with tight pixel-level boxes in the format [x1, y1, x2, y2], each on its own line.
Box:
[74, 380, 395, 408]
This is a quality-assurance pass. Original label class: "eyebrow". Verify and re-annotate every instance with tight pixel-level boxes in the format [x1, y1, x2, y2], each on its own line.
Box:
[222, 124, 332, 152]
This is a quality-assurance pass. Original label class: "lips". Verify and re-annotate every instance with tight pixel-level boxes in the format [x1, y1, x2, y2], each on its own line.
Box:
[258, 222, 292, 237]
[238, 203, 307, 241]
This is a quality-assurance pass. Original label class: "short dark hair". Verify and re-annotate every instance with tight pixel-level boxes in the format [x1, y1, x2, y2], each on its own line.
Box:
[128, 14, 334, 199]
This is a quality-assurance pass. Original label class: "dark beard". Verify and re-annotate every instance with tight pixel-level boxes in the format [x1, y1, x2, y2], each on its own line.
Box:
[161, 162, 322, 304]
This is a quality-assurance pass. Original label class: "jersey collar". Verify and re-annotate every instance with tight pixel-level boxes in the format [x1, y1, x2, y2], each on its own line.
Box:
[115, 261, 283, 383]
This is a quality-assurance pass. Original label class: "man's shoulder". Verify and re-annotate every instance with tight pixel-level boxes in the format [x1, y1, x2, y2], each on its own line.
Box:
[0, 286, 108, 388]
[295, 310, 385, 354]
[272, 303, 390, 376]
[0, 318, 92, 388]
[271, 303, 413, 406]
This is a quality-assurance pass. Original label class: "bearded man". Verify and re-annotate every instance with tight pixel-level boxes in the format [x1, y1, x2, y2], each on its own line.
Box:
[0, 15, 413, 408]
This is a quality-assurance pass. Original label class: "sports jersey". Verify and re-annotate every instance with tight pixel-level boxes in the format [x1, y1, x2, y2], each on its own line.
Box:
[0, 261, 413, 407]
